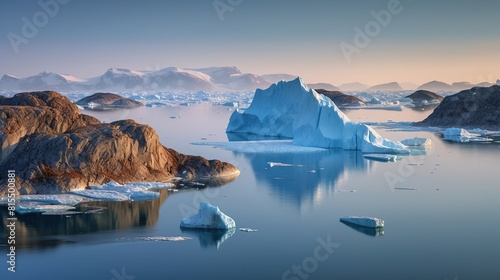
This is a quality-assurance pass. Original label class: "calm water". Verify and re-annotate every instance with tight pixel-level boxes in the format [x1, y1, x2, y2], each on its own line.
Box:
[1, 104, 500, 280]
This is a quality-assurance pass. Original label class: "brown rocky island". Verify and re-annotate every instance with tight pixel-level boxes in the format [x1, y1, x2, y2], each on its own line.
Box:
[0, 91, 240, 195]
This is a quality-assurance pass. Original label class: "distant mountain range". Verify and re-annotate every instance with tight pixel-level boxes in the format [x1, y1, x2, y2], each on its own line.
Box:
[1, 67, 498, 92]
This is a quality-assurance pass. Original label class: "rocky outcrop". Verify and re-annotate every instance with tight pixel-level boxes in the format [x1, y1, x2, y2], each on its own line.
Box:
[417, 85, 500, 129]
[405, 90, 443, 103]
[315, 89, 364, 107]
[75, 92, 143, 110]
[0, 91, 239, 195]
[0, 91, 100, 163]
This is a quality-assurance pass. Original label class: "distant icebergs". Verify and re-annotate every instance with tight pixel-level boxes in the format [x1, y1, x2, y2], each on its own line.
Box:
[443, 128, 493, 143]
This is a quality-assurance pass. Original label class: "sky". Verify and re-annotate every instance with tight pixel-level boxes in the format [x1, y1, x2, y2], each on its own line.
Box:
[1, 0, 499, 86]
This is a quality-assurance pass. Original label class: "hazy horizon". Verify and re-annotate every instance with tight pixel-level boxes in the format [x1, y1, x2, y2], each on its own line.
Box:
[1, 0, 499, 86]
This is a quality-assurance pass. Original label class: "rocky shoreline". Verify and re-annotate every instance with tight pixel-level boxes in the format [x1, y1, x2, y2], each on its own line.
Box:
[0, 91, 239, 195]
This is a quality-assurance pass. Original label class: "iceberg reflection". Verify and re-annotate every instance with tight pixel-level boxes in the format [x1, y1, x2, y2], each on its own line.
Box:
[180, 227, 235, 249]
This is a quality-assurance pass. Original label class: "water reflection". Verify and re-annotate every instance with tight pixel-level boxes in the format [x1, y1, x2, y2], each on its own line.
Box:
[0, 189, 170, 250]
[340, 220, 384, 237]
[180, 228, 235, 249]
[234, 149, 369, 209]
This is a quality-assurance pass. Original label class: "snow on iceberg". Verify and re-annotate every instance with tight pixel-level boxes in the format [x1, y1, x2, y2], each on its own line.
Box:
[180, 202, 236, 230]
[340, 216, 384, 228]
[401, 137, 432, 146]
[443, 128, 493, 143]
[226, 78, 409, 154]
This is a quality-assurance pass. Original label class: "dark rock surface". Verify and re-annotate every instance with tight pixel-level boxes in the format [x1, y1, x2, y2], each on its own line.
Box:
[406, 90, 444, 103]
[75, 92, 143, 110]
[0, 91, 239, 195]
[315, 89, 364, 107]
[417, 85, 500, 129]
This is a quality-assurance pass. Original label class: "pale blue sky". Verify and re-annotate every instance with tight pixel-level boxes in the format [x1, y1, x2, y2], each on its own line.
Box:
[1, 0, 499, 85]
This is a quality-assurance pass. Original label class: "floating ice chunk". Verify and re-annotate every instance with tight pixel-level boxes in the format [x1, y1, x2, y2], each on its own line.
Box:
[180, 202, 236, 230]
[443, 128, 493, 143]
[0, 194, 84, 206]
[239, 228, 258, 232]
[71, 189, 130, 201]
[267, 162, 303, 167]
[363, 154, 401, 162]
[340, 216, 384, 228]
[138, 236, 193, 242]
[15, 202, 76, 214]
[401, 137, 432, 147]
[468, 128, 489, 135]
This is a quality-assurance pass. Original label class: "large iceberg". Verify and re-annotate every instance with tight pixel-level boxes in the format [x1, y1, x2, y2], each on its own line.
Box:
[180, 202, 236, 230]
[226, 78, 408, 154]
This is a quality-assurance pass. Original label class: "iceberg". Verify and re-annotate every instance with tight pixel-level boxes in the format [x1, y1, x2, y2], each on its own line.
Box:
[180, 202, 236, 230]
[226, 78, 409, 154]
[443, 128, 493, 143]
[401, 137, 432, 146]
[340, 216, 384, 228]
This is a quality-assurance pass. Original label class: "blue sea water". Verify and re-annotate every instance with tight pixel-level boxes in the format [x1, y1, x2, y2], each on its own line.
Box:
[1, 104, 499, 280]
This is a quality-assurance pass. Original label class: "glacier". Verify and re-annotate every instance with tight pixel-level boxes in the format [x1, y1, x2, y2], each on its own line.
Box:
[180, 202, 236, 230]
[226, 78, 409, 154]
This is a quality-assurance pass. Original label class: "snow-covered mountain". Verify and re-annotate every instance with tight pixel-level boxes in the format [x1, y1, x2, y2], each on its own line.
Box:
[2, 68, 497, 93]
[0, 67, 272, 92]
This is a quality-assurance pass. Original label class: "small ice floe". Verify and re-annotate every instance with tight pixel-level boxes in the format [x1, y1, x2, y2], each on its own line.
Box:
[443, 128, 493, 143]
[401, 137, 432, 147]
[267, 162, 303, 168]
[239, 228, 258, 232]
[334, 190, 357, 193]
[15, 202, 77, 215]
[363, 154, 401, 162]
[0, 194, 84, 206]
[180, 202, 236, 230]
[340, 216, 384, 228]
[138, 236, 193, 242]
